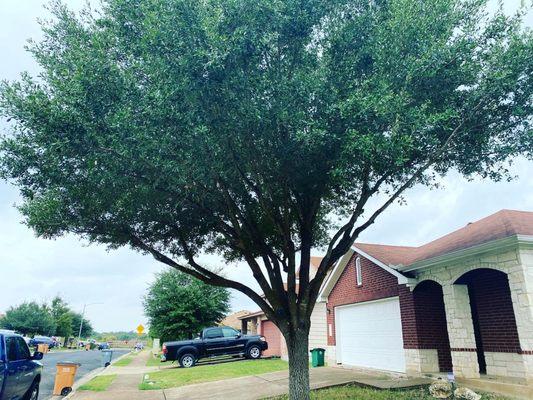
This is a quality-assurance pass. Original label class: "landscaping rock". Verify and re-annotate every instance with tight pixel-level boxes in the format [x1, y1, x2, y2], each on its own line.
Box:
[429, 380, 453, 398]
[454, 387, 481, 400]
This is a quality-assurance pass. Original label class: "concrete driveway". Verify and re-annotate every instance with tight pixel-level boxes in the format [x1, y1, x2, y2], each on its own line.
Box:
[162, 367, 400, 400]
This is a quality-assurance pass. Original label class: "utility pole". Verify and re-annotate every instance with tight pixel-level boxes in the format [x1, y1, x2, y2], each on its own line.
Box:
[77, 302, 103, 344]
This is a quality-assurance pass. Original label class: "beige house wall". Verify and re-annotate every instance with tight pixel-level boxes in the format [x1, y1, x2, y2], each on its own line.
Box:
[309, 302, 328, 351]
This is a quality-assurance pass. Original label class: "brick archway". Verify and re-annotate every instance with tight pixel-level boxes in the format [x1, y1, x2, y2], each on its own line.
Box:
[454, 268, 521, 375]
[412, 280, 452, 372]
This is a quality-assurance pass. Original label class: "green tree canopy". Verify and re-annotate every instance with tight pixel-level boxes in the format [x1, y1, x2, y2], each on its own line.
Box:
[1, 0, 531, 398]
[144, 269, 230, 342]
[0, 301, 56, 336]
[50, 295, 73, 337]
[55, 312, 73, 338]
[50, 296, 70, 320]
[69, 311, 94, 338]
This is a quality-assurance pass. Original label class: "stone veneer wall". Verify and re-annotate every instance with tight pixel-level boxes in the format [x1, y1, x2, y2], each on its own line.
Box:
[404, 348, 440, 374]
[414, 246, 533, 382]
[518, 247, 533, 384]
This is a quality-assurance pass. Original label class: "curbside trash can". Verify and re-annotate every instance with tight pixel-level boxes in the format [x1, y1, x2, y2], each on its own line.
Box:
[310, 348, 325, 367]
[37, 343, 49, 354]
[101, 349, 113, 367]
[53, 362, 80, 396]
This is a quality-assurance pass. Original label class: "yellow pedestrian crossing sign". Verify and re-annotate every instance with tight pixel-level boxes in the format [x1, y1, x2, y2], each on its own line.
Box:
[136, 324, 145, 335]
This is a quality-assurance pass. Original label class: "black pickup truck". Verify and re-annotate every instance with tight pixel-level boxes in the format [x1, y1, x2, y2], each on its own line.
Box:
[161, 326, 268, 368]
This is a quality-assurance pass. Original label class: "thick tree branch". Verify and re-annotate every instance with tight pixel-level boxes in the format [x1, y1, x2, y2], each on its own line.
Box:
[129, 234, 276, 320]
[307, 108, 480, 308]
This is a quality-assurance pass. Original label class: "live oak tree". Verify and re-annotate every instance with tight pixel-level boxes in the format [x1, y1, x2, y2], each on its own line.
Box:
[1, 0, 532, 398]
[144, 269, 230, 342]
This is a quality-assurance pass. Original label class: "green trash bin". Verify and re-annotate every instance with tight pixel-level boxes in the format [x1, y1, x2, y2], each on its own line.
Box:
[310, 348, 325, 367]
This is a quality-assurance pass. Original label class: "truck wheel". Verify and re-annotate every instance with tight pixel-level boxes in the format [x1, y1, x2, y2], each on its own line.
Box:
[179, 353, 196, 368]
[247, 345, 261, 359]
[23, 380, 39, 400]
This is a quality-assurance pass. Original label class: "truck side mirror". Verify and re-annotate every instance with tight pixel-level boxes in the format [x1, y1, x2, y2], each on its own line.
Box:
[32, 351, 43, 360]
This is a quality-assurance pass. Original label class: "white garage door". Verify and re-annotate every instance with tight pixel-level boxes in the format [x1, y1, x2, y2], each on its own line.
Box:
[335, 297, 406, 372]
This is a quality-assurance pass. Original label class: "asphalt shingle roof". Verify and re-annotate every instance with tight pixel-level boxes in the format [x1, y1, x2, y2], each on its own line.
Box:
[355, 209, 533, 267]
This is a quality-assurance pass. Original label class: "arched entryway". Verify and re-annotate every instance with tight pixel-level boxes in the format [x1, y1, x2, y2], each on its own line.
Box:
[454, 268, 521, 375]
[413, 280, 453, 372]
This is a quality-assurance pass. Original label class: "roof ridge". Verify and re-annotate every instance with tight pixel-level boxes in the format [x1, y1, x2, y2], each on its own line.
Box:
[355, 242, 418, 249]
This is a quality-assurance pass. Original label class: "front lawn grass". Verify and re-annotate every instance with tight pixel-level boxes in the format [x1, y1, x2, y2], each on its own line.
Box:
[269, 385, 509, 400]
[139, 358, 288, 390]
[146, 353, 163, 367]
[78, 375, 116, 391]
[113, 356, 134, 366]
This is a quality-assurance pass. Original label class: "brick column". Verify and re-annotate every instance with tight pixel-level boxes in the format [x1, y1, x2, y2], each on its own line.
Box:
[441, 282, 480, 379]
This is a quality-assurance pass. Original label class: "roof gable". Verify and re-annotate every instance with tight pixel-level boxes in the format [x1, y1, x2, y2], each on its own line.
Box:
[318, 246, 412, 301]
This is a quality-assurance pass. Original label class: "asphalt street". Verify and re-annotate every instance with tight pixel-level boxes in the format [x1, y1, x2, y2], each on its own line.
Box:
[38, 349, 129, 400]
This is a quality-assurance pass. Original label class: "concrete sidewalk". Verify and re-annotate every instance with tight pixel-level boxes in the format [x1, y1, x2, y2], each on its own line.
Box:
[68, 353, 431, 400]
[68, 350, 165, 400]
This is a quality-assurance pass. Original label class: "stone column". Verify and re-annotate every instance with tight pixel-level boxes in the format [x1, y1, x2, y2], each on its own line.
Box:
[513, 248, 533, 383]
[441, 282, 480, 379]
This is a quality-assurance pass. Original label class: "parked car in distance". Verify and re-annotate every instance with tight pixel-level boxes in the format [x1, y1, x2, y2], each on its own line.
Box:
[29, 336, 56, 349]
[98, 342, 110, 350]
[162, 326, 268, 368]
[0, 331, 43, 400]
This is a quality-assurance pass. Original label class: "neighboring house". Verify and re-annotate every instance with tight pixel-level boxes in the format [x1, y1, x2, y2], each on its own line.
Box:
[219, 310, 251, 331]
[319, 209, 533, 384]
[239, 256, 328, 360]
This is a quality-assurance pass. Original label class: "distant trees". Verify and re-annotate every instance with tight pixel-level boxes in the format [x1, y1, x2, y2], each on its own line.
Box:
[0, 301, 56, 336]
[66, 310, 94, 338]
[50, 296, 73, 338]
[96, 331, 148, 342]
[144, 270, 230, 342]
[0, 296, 93, 338]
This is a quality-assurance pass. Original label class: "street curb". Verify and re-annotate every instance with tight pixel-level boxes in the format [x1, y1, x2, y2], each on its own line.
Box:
[48, 350, 133, 400]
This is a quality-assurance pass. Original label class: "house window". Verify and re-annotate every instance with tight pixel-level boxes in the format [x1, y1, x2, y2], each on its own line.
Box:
[355, 257, 362, 286]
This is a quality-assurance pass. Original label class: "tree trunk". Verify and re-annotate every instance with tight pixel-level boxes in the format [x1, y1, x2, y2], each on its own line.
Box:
[285, 328, 310, 400]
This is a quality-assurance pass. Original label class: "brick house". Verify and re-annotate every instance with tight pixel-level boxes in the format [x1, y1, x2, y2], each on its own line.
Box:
[239, 256, 327, 360]
[219, 310, 252, 331]
[319, 209, 533, 384]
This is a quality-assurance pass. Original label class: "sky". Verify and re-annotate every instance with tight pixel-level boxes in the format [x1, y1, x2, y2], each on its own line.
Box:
[0, 0, 532, 332]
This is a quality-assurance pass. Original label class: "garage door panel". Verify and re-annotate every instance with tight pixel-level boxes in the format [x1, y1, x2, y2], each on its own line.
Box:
[336, 297, 405, 373]
[261, 320, 281, 357]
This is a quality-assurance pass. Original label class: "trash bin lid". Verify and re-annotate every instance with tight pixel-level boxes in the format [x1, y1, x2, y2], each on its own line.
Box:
[56, 362, 81, 366]
[310, 348, 325, 352]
